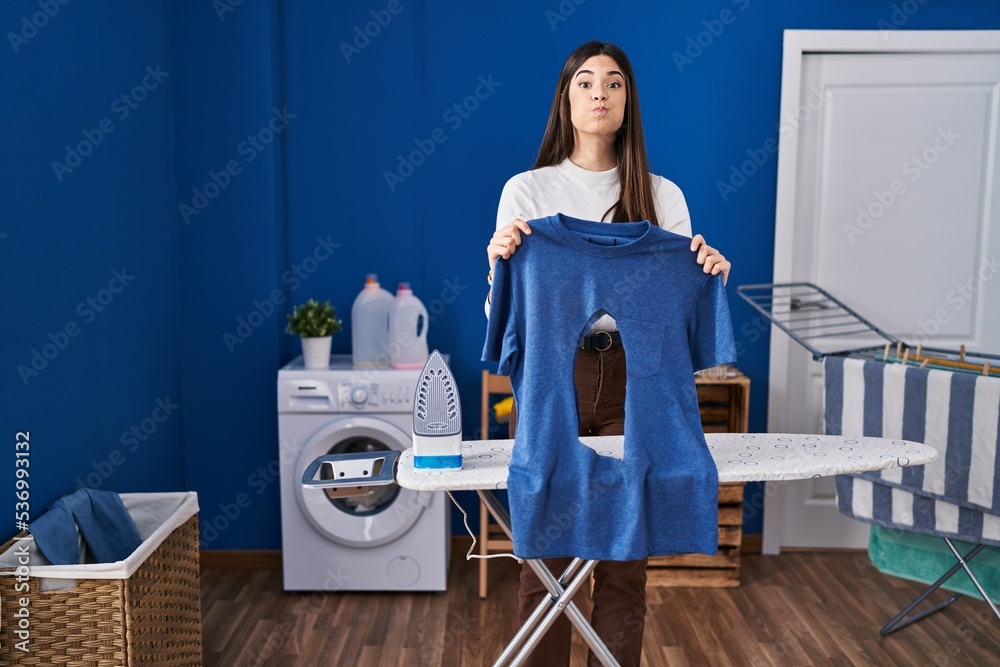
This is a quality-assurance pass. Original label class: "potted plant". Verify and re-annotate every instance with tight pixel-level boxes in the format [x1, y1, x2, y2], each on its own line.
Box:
[286, 299, 342, 369]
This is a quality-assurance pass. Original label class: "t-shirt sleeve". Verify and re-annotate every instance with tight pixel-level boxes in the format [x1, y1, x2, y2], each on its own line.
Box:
[482, 257, 518, 375]
[688, 275, 737, 372]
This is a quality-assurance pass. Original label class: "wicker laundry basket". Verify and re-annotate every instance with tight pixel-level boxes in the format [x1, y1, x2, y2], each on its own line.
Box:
[0, 493, 203, 666]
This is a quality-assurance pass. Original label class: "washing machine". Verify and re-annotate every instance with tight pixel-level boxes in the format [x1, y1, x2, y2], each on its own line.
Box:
[278, 354, 450, 591]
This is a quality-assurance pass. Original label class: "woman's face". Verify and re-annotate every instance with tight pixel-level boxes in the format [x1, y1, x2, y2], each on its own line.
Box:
[567, 54, 626, 140]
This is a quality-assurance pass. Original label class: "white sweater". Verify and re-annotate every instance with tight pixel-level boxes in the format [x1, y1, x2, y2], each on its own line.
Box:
[488, 157, 693, 328]
[496, 157, 691, 236]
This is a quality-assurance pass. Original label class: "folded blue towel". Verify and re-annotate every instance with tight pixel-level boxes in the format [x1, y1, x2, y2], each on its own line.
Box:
[30, 489, 142, 565]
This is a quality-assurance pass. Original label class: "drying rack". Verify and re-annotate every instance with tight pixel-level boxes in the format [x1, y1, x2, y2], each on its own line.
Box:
[736, 282, 1000, 374]
[736, 282, 1000, 635]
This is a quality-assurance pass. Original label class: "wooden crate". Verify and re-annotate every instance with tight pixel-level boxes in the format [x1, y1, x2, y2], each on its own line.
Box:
[695, 367, 750, 433]
[647, 366, 750, 588]
[648, 482, 745, 588]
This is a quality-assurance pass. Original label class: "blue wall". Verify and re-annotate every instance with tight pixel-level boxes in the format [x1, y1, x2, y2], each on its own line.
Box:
[3, 1, 999, 549]
[168, 1, 287, 551]
[1, 2, 185, 514]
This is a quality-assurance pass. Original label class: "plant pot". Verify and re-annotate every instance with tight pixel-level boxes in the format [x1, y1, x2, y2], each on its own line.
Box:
[301, 335, 332, 369]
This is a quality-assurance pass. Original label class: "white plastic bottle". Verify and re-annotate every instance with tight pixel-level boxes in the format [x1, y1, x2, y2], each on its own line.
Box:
[388, 282, 429, 369]
[351, 274, 393, 367]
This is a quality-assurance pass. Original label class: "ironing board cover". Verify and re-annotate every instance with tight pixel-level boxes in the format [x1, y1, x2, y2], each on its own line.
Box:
[483, 213, 736, 560]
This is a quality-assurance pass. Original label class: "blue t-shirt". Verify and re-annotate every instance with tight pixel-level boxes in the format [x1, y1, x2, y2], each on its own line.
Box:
[483, 213, 737, 561]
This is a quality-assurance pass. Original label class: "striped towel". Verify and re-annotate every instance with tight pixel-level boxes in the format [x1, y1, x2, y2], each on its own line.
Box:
[825, 356, 1000, 547]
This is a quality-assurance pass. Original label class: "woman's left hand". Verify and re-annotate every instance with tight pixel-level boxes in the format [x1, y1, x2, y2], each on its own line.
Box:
[690, 234, 731, 285]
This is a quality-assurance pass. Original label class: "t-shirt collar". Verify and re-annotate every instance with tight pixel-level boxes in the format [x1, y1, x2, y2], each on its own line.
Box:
[551, 213, 654, 256]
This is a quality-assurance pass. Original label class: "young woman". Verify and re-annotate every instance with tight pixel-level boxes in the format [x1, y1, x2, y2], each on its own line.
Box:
[485, 41, 730, 666]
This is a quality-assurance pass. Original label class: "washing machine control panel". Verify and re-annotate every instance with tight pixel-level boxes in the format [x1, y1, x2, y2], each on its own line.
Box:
[337, 382, 414, 412]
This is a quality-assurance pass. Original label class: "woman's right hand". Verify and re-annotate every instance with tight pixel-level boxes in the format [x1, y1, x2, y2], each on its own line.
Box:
[487, 219, 533, 271]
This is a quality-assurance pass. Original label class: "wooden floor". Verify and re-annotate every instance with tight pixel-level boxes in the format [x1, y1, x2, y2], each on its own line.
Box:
[200, 552, 1000, 666]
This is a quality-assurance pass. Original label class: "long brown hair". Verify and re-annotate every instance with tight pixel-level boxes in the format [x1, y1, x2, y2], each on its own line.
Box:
[534, 41, 658, 227]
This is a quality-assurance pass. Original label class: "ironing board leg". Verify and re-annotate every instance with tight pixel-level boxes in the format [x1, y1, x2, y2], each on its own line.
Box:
[880, 540, 995, 636]
[477, 490, 622, 667]
[519, 557, 620, 667]
[492, 558, 586, 667]
[510, 559, 618, 667]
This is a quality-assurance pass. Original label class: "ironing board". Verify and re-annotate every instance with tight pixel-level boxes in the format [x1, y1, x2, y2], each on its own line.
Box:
[395, 433, 939, 667]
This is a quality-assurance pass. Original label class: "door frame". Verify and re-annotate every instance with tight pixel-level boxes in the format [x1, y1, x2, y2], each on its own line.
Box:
[763, 29, 1000, 555]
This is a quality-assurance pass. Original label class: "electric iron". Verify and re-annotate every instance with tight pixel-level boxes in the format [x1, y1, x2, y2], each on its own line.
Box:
[412, 350, 463, 469]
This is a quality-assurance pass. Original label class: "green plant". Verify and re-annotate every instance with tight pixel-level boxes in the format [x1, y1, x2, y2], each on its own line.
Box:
[285, 299, 342, 338]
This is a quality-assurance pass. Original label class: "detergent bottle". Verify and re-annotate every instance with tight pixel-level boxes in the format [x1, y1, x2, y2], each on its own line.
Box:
[388, 282, 429, 368]
[351, 274, 393, 367]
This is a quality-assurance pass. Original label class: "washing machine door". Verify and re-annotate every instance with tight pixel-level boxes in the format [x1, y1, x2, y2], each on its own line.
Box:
[294, 415, 430, 548]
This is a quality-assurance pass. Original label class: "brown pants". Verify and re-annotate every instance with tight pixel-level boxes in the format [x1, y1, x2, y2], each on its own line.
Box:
[509, 345, 647, 667]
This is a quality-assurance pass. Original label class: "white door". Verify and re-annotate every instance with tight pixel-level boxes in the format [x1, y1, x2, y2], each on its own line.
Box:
[764, 31, 1000, 553]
